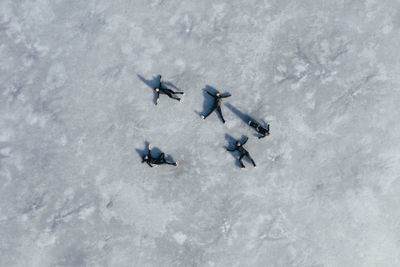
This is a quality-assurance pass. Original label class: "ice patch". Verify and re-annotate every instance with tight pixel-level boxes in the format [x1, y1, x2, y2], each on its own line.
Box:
[0, 147, 11, 156]
[173, 232, 187, 245]
[78, 206, 95, 220]
[37, 232, 56, 247]
[45, 63, 67, 89]
[0, 130, 13, 142]
[382, 24, 392, 34]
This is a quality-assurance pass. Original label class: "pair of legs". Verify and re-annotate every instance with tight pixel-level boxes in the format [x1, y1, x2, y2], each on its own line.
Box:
[203, 105, 225, 123]
[164, 89, 183, 101]
[249, 120, 268, 138]
[155, 153, 177, 166]
[249, 121, 259, 129]
[239, 153, 256, 168]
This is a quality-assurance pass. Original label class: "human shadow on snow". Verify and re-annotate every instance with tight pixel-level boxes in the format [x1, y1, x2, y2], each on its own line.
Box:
[225, 103, 268, 138]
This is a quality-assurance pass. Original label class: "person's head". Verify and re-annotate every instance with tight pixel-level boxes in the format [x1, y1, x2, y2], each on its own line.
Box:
[236, 141, 241, 146]
[216, 91, 221, 97]
[267, 133, 270, 136]
[154, 88, 160, 92]
[142, 155, 149, 163]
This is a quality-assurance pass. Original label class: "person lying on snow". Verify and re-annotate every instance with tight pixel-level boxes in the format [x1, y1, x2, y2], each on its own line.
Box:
[201, 90, 231, 123]
[142, 143, 178, 167]
[248, 120, 270, 139]
[154, 75, 184, 105]
[227, 136, 256, 169]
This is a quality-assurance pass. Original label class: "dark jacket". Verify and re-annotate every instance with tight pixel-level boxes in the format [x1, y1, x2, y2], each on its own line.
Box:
[227, 137, 249, 155]
[143, 154, 156, 167]
[156, 81, 174, 95]
[257, 125, 269, 138]
[206, 91, 231, 107]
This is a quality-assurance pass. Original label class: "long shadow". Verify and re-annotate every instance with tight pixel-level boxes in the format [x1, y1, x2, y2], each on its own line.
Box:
[137, 74, 160, 89]
[137, 74, 160, 105]
[195, 85, 217, 117]
[225, 103, 269, 137]
[162, 80, 180, 91]
[224, 134, 249, 168]
[224, 103, 257, 125]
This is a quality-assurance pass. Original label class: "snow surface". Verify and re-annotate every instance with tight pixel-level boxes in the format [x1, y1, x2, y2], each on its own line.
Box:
[1, 0, 400, 266]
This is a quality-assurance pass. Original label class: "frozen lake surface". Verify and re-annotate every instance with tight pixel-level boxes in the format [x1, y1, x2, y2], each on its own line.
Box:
[1, 0, 400, 266]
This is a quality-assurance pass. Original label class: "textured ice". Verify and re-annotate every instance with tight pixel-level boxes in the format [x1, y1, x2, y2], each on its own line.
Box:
[1, 0, 400, 266]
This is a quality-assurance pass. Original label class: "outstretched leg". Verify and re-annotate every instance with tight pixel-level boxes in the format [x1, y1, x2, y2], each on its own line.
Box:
[238, 154, 245, 168]
[154, 153, 166, 164]
[246, 153, 256, 167]
[202, 105, 217, 119]
[166, 92, 181, 101]
[249, 121, 258, 129]
[157, 153, 177, 166]
[216, 106, 225, 123]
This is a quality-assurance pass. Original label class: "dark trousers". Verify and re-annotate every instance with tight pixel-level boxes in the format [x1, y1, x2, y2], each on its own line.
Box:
[204, 105, 225, 123]
[239, 153, 256, 168]
[165, 92, 180, 101]
[249, 121, 258, 129]
[155, 153, 176, 165]
[162, 89, 182, 101]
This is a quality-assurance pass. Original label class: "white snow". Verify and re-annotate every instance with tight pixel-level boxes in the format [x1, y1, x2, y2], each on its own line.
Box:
[1, 0, 400, 266]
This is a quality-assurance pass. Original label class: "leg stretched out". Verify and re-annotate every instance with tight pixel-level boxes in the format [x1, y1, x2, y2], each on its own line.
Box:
[247, 153, 256, 167]
[166, 92, 181, 101]
[157, 153, 177, 166]
[202, 105, 217, 119]
[249, 121, 258, 129]
[216, 106, 225, 123]
[239, 154, 246, 168]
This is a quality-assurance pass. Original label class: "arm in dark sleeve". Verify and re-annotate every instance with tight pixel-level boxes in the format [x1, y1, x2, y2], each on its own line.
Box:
[155, 91, 160, 104]
[206, 91, 215, 97]
[258, 134, 266, 139]
[146, 161, 153, 167]
[220, 93, 231, 98]
[242, 136, 248, 145]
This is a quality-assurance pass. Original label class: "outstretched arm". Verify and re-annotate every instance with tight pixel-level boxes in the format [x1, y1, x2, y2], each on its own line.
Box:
[242, 136, 248, 145]
[205, 91, 215, 97]
[220, 93, 231, 98]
